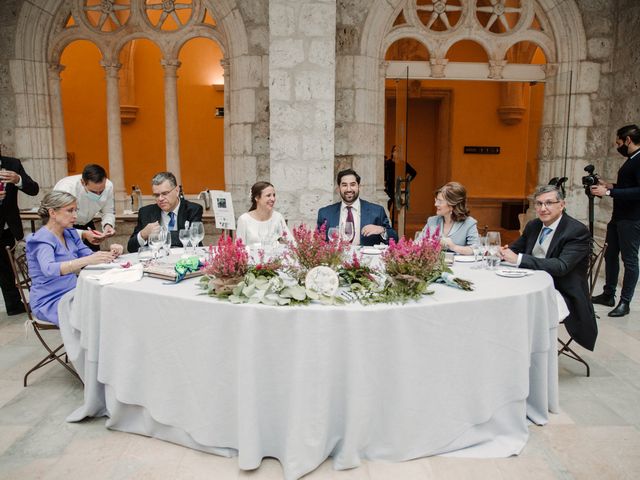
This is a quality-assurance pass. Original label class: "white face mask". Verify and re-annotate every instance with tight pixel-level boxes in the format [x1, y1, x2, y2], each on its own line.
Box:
[85, 189, 102, 202]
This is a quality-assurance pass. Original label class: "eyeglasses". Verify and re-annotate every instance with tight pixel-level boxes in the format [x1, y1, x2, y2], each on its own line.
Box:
[152, 188, 177, 199]
[534, 201, 561, 209]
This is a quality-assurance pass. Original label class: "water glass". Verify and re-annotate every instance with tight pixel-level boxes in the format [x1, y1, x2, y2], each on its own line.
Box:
[486, 231, 502, 270]
[179, 229, 191, 254]
[471, 239, 483, 269]
[137, 246, 153, 265]
[162, 227, 172, 256]
[148, 231, 165, 260]
[189, 222, 205, 254]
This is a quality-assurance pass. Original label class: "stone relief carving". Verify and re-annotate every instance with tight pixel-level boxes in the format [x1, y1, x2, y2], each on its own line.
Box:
[83, 0, 131, 32]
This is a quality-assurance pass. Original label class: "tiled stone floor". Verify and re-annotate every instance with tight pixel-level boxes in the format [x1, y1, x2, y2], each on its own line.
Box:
[1, 295, 639, 479]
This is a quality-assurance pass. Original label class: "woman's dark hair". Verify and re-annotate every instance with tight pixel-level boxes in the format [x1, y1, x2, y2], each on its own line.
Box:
[435, 182, 470, 222]
[249, 181, 274, 211]
[82, 164, 107, 183]
[37, 191, 77, 225]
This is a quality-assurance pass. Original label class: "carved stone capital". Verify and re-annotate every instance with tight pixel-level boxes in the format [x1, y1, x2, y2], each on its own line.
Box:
[429, 58, 448, 78]
[488, 60, 507, 79]
[220, 58, 230, 71]
[543, 63, 559, 78]
[100, 61, 122, 78]
[47, 63, 65, 79]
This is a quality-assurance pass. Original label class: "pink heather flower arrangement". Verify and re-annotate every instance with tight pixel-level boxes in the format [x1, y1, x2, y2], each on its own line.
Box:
[286, 223, 350, 270]
[203, 235, 249, 279]
[382, 227, 443, 281]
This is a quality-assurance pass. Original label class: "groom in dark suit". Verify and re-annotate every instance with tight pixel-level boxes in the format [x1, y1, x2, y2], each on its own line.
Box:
[127, 171, 203, 253]
[317, 169, 398, 247]
[1, 154, 39, 315]
[500, 185, 597, 351]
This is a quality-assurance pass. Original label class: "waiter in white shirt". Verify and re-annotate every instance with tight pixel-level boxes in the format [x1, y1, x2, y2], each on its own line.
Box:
[54, 164, 116, 251]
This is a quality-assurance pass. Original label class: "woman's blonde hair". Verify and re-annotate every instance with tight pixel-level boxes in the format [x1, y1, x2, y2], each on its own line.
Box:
[435, 182, 470, 222]
[37, 191, 77, 225]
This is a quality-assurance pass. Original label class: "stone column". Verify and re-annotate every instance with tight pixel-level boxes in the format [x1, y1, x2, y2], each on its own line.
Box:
[269, 0, 336, 225]
[161, 58, 182, 184]
[100, 61, 126, 213]
[47, 63, 69, 182]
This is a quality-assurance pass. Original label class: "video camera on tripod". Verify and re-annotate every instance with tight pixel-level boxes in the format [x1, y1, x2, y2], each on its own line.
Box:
[582, 164, 600, 197]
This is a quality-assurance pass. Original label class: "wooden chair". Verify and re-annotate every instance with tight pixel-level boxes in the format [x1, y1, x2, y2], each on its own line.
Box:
[5, 242, 82, 387]
[557, 240, 607, 377]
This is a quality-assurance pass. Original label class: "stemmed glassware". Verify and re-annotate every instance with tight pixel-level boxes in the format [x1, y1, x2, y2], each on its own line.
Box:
[341, 221, 355, 243]
[486, 231, 502, 270]
[327, 227, 339, 241]
[471, 237, 484, 269]
[189, 222, 205, 254]
[148, 230, 166, 261]
[179, 228, 191, 254]
[162, 226, 172, 256]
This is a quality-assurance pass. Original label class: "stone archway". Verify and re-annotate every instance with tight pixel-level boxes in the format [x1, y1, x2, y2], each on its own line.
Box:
[11, 0, 261, 210]
[351, 0, 590, 215]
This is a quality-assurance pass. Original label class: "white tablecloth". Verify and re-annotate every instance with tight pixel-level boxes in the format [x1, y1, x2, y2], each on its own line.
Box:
[59, 261, 560, 480]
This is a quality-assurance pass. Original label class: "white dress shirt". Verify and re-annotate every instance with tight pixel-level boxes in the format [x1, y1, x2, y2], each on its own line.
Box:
[517, 215, 563, 265]
[54, 174, 116, 227]
[136, 201, 181, 247]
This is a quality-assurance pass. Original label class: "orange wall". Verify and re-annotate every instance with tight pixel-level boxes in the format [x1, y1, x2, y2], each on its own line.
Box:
[120, 39, 166, 194]
[177, 37, 225, 193]
[386, 79, 545, 202]
[60, 41, 109, 176]
[60, 37, 225, 195]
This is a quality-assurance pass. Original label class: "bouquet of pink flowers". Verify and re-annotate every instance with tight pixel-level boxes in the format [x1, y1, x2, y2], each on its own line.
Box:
[286, 224, 350, 274]
[377, 228, 447, 302]
[382, 228, 444, 282]
[203, 236, 249, 278]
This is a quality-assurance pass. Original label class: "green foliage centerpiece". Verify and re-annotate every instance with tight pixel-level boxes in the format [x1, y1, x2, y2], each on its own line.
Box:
[375, 229, 449, 303]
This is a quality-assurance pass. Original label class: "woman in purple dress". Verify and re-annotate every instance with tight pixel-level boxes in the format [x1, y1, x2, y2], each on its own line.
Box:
[26, 191, 124, 325]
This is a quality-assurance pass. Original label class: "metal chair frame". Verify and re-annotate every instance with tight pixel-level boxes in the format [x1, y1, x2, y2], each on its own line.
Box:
[557, 240, 607, 377]
[5, 242, 82, 387]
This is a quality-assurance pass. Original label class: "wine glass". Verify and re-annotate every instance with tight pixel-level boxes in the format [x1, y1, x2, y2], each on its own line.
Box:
[477, 235, 488, 269]
[179, 229, 191, 254]
[162, 226, 172, 256]
[148, 231, 165, 260]
[486, 231, 502, 270]
[341, 221, 355, 243]
[470, 238, 483, 269]
[189, 222, 205, 254]
[327, 227, 339, 241]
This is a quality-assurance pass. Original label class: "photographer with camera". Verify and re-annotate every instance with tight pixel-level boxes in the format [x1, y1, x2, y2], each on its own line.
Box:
[590, 124, 640, 317]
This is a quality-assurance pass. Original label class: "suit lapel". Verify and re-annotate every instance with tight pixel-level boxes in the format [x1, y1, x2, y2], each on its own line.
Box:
[176, 200, 187, 229]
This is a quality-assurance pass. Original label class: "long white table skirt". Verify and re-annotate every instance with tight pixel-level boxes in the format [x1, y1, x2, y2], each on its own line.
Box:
[59, 265, 559, 480]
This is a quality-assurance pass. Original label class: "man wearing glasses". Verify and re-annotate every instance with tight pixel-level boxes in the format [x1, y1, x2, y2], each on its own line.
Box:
[127, 171, 203, 253]
[500, 185, 597, 351]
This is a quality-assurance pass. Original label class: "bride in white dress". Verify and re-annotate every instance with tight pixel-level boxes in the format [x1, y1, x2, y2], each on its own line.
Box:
[236, 182, 292, 247]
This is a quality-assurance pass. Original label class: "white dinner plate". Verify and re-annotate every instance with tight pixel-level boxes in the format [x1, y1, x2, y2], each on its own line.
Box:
[454, 255, 476, 263]
[495, 269, 531, 278]
[360, 247, 382, 255]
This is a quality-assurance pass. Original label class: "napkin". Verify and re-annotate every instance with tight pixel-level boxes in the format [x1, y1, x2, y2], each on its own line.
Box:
[86, 263, 144, 285]
[436, 271, 474, 291]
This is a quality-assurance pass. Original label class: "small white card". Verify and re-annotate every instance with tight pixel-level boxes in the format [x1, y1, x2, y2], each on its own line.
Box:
[210, 190, 236, 230]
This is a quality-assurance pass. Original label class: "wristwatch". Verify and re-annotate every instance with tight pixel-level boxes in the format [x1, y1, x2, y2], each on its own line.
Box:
[605, 189, 611, 196]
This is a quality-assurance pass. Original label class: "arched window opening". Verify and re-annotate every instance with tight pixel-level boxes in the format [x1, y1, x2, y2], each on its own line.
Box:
[177, 37, 225, 193]
[118, 39, 166, 194]
[385, 38, 430, 62]
[445, 40, 489, 62]
[60, 40, 108, 176]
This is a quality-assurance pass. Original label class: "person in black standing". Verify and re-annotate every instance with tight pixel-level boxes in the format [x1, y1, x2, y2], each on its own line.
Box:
[591, 124, 640, 317]
[384, 145, 417, 225]
[0, 152, 40, 315]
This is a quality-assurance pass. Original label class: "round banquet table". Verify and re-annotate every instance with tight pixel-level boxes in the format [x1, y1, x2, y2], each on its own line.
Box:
[58, 255, 561, 480]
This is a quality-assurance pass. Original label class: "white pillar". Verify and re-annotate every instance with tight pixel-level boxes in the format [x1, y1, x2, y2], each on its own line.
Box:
[47, 63, 69, 182]
[100, 61, 126, 213]
[161, 58, 182, 184]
